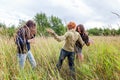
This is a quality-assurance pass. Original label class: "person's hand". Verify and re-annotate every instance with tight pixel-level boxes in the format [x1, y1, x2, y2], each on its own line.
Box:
[28, 38, 35, 43]
[87, 39, 94, 46]
[86, 42, 90, 46]
[46, 28, 55, 34]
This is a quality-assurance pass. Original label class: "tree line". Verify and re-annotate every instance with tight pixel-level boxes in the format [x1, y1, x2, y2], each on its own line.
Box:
[0, 12, 120, 37]
[88, 28, 120, 36]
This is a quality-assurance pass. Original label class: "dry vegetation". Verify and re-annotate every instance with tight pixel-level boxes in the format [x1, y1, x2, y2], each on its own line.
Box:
[0, 36, 120, 80]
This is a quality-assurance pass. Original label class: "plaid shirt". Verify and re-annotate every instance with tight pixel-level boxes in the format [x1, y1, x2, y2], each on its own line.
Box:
[15, 26, 31, 53]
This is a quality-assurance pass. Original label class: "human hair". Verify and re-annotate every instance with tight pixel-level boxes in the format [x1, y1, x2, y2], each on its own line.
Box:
[76, 24, 85, 34]
[23, 20, 37, 39]
[67, 21, 76, 30]
[26, 20, 36, 28]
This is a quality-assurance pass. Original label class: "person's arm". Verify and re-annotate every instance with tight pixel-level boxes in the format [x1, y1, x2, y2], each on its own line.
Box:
[21, 28, 27, 44]
[28, 38, 35, 43]
[78, 35, 85, 47]
[83, 33, 90, 46]
[52, 32, 68, 42]
[46, 28, 68, 42]
[86, 41, 90, 46]
[27, 34, 36, 43]
[87, 39, 94, 45]
[17, 28, 27, 53]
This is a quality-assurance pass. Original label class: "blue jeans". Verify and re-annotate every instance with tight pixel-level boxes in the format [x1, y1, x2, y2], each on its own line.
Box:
[17, 50, 36, 69]
[56, 49, 75, 72]
[56, 49, 76, 79]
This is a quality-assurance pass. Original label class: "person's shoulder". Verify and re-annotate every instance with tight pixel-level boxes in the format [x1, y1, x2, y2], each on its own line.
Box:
[64, 31, 70, 37]
[84, 32, 89, 36]
[75, 31, 80, 36]
[18, 26, 25, 31]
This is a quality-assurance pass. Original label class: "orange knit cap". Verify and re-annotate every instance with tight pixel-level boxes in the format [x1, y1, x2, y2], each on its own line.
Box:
[67, 21, 76, 29]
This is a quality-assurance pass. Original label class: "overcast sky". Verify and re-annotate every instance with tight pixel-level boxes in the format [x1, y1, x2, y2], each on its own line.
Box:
[0, 0, 120, 29]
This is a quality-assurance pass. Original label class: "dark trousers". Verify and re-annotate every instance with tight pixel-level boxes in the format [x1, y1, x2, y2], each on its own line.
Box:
[56, 49, 76, 79]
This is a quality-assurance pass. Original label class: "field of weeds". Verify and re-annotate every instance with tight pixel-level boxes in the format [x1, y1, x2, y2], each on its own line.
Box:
[0, 36, 120, 80]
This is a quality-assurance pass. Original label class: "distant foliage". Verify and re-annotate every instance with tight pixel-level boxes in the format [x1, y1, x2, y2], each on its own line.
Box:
[88, 28, 103, 36]
[34, 13, 51, 36]
[0, 22, 6, 28]
[7, 25, 16, 38]
[34, 13, 66, 36]
[88, 27, 120, 36]
[49, 15, 66, 35]
[116, 28, 120, 35]
[0, 23, 16, 38]
[1, 12, 120, 37]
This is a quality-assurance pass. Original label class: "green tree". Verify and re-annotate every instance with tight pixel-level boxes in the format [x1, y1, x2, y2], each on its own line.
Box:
[50, 16, 65, 35]
[111, 29, 117, 36]
[0, 22, 6, 28]
[103, 28, 111, 36]
[34, 13, 50, 36]
[0, 23, 7, 35]
[88, 28, 103, 36]
[116, 28, 120, 35]
[7, 25, 16, 38]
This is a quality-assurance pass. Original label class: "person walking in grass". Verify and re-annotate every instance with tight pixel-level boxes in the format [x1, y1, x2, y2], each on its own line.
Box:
[75, 24, 90, 62]
[15, 20, 37, 69]
[46, 21, 84, 80]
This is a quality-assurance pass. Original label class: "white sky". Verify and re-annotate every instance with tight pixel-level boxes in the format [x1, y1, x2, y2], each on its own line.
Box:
[0, 0, 120, 29]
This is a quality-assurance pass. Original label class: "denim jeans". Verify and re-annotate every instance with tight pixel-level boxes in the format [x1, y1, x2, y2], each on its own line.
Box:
[17, 50, 36, 69]
[56, 49, 75, 73]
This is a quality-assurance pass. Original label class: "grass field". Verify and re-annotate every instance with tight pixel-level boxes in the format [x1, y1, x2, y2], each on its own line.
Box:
[0, 36, 120, 80]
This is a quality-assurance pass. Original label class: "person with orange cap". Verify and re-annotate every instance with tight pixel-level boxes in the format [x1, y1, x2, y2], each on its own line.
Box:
[46, 21, 84, 79]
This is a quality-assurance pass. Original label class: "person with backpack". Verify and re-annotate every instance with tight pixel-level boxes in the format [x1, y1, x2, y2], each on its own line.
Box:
[75, 24, 90, 62]
[46, 21, 84, 80]
[15, 20, 37, 69]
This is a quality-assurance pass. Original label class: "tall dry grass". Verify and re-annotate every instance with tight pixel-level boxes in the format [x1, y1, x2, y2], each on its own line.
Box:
[0, 36, 120, 80]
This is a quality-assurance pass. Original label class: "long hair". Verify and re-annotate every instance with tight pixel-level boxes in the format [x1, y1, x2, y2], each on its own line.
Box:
[25, 20, 36, 39]
[76, 24, 85, 34]
[26, 20, 36, 28]
[76, 24, 89, 45]
[15, 20, 36, 41]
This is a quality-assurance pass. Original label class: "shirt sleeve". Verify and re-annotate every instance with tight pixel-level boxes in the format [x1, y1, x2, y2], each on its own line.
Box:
[21, 28, 27, 43]
[52, 32, 69, 42]
[83, 34, 89, 44]
[78, 34, 85, 46]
